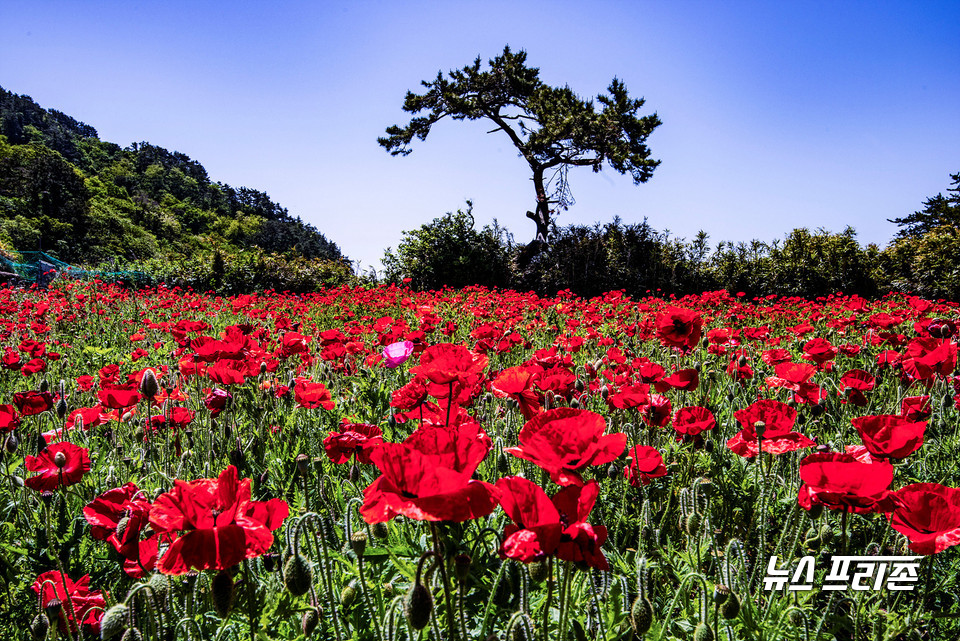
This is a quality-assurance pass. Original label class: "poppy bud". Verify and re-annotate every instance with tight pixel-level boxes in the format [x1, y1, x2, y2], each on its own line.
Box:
[40, 378, 49, 393]
[819, 524, 835, 544]
[44, 598, 62, 623]
[491, 566, 515, 608]
[283, 554, 313, 596]
[606, 463, 620, 479]
[737, 355, 748, 367]
[101, 603, 130, 640]
[302, 608, 320, 637]
[685, 512, 702, 536]
[4, 432, 17, 454]
[340, 580, 358, 608]
[148, 572, 171, 601]
[704, 438, 714, 453]
[569, 397, 580, 409]
[30, 614, 49, 641]
[55, 397, 67, 419]
[600, 385, 609, 400]
[630, 595, 654, 634]
[350, 532, 368, 558]
[372, 521, 389, 540]
[115, 515, 131, 541]
[694, 621, 715, 641]
[720, 591, 741, 619]
[139, 369, 159, 400]
[260, 362, 268, 376]
[295, 453, 310, 477]
[753, 420, 766, 438]
[454, 553, 472, 583]
[497, 452, 510, 474]
[263, 552, 280, 573]
[348, 464, 360, 483]
[527, 559, 549, 584]
[121, 628, 143, 641]
[712, 584, 730, 604]
[404, 581, 433, 630]
[211, 570, 234, 617]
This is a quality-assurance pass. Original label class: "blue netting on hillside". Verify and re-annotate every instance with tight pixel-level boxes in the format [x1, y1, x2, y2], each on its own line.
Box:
[0, 251, 150, 287]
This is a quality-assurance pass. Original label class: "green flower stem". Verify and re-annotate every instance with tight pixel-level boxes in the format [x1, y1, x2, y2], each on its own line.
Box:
[429, 523, 460, 641]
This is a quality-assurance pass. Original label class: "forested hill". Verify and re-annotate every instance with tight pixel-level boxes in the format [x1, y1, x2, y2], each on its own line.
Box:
[0, 86, 343, 266]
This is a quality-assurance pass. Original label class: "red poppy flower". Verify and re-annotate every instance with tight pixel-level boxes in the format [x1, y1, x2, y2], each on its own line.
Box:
[31, 571, 105, 633]
[495, 477, 609, 570]
[624, 445, 668, 487]
[0, 404, 19, 433]
[660, 368, 699, 391]
[607, 383, 650, 410]
[206, 360, 246, 385]
[166, 406, 196, 430]
[64, 406, 109, 431]
[24, 442, 90, 491]
[533, 365, 577, 399]
[552, 480, 609, 570]
[13, 390, 53, 416]
[838, 369, 875, 407]
[901, 396, 932, 422]
[491, 366, 542, 420]
[655, 307, 703, 352]
[293, 378, 335, 409]
[1, 349, 21, 370]
[98, 385, 141, 410]
[505, 408, 627, 486]
[390, 375, 429, 411]
[727, 399, 815, 458]
[760, 348, 792, 366]
[901, 338, 957, 382]
[889, 483, 960, 555]
[495, 476, 563, 562]
[410, 343, 489, 386]
[641, 394, 673, 428]
[797, 452, 900, 514]
[21, 357, 47, 376]
[98, 363, 121, 385]
[360, 423, 498, 523]
[76, 375, 95, 392]
[802, 338, 838, 367]
[765, 362, 817, 392]
[83, 483, 159, 577]
[149, 465, 289, 574]
[672, 406, 716, 438]
[324, 421, 383, 464]
[203, 388, 232, 417]
[851, 414, 926, 460]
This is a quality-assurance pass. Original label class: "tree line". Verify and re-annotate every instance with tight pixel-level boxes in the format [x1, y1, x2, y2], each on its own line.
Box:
[380, 174, 960, 301]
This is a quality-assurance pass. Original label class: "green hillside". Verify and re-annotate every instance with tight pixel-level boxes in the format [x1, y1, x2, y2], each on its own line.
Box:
[0, 86, 348, 288]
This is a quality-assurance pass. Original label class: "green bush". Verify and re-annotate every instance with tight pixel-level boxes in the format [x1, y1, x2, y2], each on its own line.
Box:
[381, 201, 514, 290]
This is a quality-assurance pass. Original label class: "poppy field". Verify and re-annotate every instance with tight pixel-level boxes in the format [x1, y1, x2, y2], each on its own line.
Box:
[1, 282, 959, 641]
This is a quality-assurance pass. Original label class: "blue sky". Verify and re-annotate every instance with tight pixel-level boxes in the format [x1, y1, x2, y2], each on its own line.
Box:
[1, 1, 958, 270]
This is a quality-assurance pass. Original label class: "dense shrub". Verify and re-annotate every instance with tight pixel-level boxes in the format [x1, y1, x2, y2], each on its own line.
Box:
[381, 201, 514, 290]
[127, 247, 356, 294]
